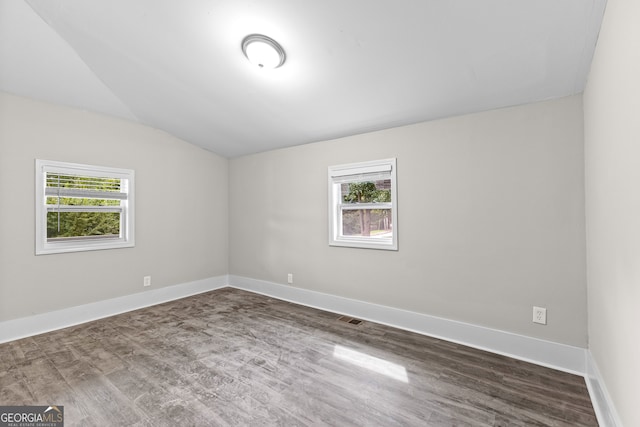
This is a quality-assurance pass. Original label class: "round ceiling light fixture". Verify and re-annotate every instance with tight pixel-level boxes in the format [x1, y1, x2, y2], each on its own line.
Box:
[241, 34, 286, 69]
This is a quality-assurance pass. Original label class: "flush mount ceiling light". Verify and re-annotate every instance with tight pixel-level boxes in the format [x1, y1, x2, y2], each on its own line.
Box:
[242, 34, 286, 69]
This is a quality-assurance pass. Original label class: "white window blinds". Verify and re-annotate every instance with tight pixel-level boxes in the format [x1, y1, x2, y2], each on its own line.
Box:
[45, 174, 127, 201]
[329, 163, 392, 184]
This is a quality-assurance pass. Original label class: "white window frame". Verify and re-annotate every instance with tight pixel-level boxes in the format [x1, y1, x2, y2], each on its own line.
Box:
[328, 158, 398, 250]
[35, 159, 135, 255]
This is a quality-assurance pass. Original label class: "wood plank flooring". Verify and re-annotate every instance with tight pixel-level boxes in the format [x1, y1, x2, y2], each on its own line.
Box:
[0, 288, 598, 426]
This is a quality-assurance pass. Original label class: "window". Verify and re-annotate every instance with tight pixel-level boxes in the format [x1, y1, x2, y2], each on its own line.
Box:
[328, 158, 397, 250]
[35, 159, 135, 255]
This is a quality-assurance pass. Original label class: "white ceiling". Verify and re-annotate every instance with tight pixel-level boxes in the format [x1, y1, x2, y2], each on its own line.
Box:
[0, 0, 606, 158]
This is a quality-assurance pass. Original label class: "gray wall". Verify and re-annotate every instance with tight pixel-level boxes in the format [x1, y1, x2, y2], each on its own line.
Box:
[584, 0, 640, 424]
[0, 92, 229, 322]
[0, 88, 590, 352]
[230, 95, 587, 347]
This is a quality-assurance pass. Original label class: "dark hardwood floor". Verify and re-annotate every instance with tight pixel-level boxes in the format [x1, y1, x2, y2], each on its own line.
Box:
[0, 288, 597, 426]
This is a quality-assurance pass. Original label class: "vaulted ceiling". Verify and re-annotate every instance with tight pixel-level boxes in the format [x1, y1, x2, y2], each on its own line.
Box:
[0, 0, 606, 157]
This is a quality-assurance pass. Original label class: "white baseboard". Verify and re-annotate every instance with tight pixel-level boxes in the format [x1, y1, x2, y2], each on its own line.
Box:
[2, 273, 613, 425]
[585, 352, 622, 427]
[0, 273, 587, 375]
[228, 275, 587, 376]
[0, 275, 228, 344]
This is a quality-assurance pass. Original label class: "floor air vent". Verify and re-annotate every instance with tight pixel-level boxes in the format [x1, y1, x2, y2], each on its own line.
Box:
[337, 315, 363, 325]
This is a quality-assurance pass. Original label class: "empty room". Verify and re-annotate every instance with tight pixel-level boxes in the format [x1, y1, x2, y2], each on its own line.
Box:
[0, 0, 637, 426]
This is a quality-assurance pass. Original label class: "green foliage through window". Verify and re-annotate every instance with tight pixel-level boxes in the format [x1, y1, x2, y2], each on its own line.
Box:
[341, 180, 392, 237]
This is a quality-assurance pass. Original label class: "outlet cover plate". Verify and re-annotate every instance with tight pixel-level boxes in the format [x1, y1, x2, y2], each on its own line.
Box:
[533, 306, 547, 325]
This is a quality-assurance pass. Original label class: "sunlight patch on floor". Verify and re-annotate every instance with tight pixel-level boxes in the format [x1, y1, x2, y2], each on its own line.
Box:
[333, 345, 409, 383]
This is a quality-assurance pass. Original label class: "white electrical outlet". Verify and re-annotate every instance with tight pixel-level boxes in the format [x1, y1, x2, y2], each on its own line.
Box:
[143, 276, 151, 287]
[287, 273, 293, 284]
[533, 306, 547, 325]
